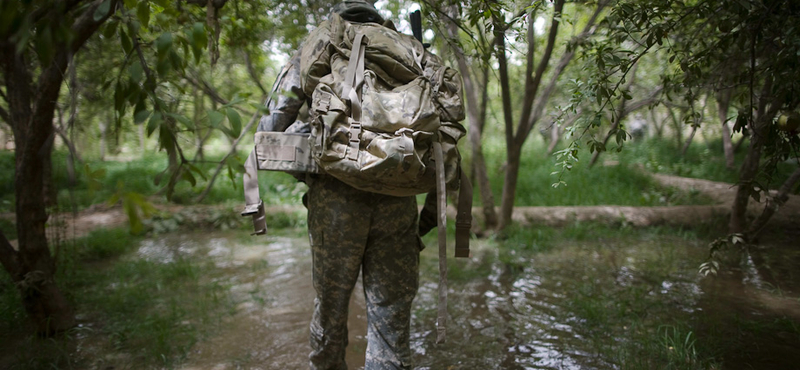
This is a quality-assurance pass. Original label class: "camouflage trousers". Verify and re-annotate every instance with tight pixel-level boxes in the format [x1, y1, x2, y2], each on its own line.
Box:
[306, 175, 421, 370]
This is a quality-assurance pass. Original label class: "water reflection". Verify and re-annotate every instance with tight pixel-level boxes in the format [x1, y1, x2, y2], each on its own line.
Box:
[135, 229, 800, 369]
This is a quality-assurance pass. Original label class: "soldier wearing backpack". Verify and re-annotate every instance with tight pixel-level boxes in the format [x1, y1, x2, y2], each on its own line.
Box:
[251, 1, 469, 368]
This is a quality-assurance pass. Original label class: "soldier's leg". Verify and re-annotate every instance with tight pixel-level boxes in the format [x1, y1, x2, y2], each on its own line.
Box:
[362, 194, 420, 370]
[307, 176, 371, 370]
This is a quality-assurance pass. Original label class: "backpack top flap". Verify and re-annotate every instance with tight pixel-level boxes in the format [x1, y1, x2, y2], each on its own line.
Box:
[300, 13, 465, 124]
[301, 14, 424, 93]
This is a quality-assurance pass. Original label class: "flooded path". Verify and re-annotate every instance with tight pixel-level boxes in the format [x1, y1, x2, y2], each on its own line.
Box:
[133, 226, 800, 370]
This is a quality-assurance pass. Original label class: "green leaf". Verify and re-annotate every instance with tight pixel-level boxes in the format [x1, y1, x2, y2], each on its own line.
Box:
[156, 57, 171, 77]
[103, 20, 119, 38]
[134, 109, 151, 124]
[591, 114, 602, 127]
[128, 61, 144, 83]
[622, 90, 633, 100]
[165, 113, 195, 130]
[181, 169, 197, 187]
[123, 197, 143, 234]
[207, 109, 225, 128]
[186, 163, 208, 181]
[190, 22, 207, 62]
[147, 111, 163, 136]
[249, 103, 270, 114]
[156, 32, 173, 54]
[120, 29, 132, 54]
[226, 155, 246, 174]
[94, 0, 112, 21]
[169, 50, 184, 71]
[226, 107, 242, 138]
[137, 2, 150, 28]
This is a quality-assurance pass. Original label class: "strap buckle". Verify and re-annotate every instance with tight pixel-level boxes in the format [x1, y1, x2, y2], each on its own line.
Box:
[347, 122, 361, 161]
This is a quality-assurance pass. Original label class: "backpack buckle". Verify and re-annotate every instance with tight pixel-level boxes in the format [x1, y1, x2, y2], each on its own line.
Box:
[315, 93, 331, 113]
[347, 122, 361, 161]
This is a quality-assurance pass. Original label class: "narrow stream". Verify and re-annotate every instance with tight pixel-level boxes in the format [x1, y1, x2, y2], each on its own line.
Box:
[130, 229, 800, 370]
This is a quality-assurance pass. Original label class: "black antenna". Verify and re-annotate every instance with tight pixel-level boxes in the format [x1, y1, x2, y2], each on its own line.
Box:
[410, 10, 423, 43]
[409, 9, 430, 48]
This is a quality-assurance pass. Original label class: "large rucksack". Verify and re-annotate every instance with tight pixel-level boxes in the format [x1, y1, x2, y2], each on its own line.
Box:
[301, 13, 465, 196]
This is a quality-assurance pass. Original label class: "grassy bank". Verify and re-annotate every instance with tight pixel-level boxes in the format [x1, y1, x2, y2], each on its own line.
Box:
[0, 227, 244, 369]
[0, 150, 303, 216]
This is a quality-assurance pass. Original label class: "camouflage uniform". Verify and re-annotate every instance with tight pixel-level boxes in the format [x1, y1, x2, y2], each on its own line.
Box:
[258, 4, 421, 369]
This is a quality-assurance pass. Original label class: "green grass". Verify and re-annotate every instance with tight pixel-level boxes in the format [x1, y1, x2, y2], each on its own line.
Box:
[0, 150, 304, 214]
[613, 137, 797, 187]
[0, 228, 237, 369]
[475, 136, 715, 207]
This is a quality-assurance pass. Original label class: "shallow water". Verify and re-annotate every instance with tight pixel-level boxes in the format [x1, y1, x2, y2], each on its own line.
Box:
[125, 229, 800, 369]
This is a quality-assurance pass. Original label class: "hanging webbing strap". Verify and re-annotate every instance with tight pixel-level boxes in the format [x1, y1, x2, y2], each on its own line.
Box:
[455, 169, 472, 258]
[242, 149, 267, 235]
[344, 33, 368, 161]
[433, 141, 448, 344]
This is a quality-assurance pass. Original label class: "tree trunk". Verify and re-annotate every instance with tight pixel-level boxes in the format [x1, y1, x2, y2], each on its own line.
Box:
[651, 109, 665, 138]
[445, 4, 498, 230]
[0, 0, 117, 335]
[12, 107, 76, 335]
[495, 0, 604, 231]
[499, 146, 522, 230]
[42, 134, 57, 207]
[668, 106, 684, 148]
[681, 124, 698, 157]
[729, 80, 779, 234]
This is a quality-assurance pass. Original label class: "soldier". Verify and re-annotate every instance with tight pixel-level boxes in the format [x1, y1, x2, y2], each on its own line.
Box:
[257, 2, 435, 369]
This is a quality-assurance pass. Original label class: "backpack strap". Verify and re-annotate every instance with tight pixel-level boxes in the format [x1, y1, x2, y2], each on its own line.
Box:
[242, 148, 267, 235]
[344, 33, 369, 161]
[455, 169, 472, 258]
[433, 141, 448, 344]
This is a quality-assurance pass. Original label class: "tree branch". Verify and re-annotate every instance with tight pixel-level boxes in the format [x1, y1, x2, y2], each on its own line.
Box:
[516, 6, 538, 142]
[133, 38, 155, 85]
[184, 72, 229, 105]
[194, 105, 262, 202]
[244, 50, 267, 95]
[32, 0, 119, 147]
[517, 0, 564, 142]
[30, 0, 86, 25]
[746, 166, 800, 239]
[518, 0, 608, 144]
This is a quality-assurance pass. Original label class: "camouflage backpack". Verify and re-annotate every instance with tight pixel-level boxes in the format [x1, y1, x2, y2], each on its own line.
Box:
[299, 12, 467, 197]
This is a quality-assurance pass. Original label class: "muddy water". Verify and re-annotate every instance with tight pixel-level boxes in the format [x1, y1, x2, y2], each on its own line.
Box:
[140, 230, 800, 370]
